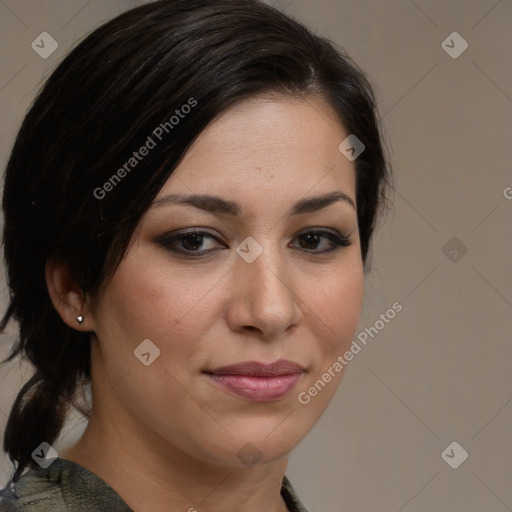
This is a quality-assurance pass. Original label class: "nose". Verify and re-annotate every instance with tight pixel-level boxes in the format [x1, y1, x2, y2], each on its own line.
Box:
[226, 244, 303, 340]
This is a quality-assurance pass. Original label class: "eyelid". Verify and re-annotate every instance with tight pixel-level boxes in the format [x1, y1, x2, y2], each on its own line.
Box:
[156, 225, 349, 239]
[155, 227, 225, 244]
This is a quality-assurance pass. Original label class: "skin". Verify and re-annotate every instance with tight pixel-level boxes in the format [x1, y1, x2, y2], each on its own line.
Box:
[48, 94, 365, 512]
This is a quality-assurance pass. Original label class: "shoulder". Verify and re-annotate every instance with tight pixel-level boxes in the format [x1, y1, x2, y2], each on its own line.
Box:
[0, 458, 132, 512]
[1, 459, 308, 512]
[0, 467, 66, 511]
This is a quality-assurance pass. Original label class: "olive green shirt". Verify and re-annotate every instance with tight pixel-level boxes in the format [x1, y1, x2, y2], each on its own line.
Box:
[0, 458, 310, 511]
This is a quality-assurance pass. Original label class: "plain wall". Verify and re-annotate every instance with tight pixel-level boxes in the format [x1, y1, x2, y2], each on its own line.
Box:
[1, 1, 511, 510]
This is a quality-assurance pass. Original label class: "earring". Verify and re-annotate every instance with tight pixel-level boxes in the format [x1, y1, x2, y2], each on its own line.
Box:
[76, 315, 84, 325]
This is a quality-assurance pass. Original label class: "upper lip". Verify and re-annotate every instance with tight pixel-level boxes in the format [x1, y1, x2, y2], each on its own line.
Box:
[205, 359, 306, 377]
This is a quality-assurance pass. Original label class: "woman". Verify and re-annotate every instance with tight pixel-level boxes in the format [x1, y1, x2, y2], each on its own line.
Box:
[0, 0, 392, 510]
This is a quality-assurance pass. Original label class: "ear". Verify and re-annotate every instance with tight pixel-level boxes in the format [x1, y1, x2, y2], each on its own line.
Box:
[45, 258, 93, 332]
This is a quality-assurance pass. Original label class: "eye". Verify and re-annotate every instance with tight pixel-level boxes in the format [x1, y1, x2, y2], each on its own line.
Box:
[155, 229, 225, 255]
[155, 227, 353, 258]
[290, 229, 352, 253]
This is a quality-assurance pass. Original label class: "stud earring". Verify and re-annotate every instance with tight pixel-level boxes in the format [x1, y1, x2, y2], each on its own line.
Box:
[76, 315, 84, 325]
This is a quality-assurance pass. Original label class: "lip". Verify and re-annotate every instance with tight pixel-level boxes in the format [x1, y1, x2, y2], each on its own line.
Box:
[204, 360, 306, 401]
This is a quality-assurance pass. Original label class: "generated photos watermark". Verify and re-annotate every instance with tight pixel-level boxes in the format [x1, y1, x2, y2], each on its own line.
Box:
[441, 441, 469, 469]
[93, 97, 197, 200]
[298, 301, 403, 404]
[31, 442, 59, 469]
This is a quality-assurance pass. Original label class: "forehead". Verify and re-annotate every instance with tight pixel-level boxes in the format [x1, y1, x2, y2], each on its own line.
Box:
[158, 95, 356, 207]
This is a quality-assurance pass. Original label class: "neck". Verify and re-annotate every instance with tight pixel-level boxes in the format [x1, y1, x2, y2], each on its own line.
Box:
[61, 411, 291, 512]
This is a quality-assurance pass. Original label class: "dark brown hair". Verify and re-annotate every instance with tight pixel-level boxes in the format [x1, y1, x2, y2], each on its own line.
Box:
[0, 0, 392, 482]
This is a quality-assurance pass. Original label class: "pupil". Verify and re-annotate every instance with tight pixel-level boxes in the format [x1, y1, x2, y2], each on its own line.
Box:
[302, 234, 319, 249]
[183, 234, 202, 250]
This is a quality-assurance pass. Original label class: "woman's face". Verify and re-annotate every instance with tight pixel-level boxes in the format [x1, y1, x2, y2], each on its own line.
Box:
[87, 95, 364, 468]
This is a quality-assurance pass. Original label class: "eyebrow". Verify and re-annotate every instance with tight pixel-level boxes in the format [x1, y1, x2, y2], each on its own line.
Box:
[151, 191, 356, 215]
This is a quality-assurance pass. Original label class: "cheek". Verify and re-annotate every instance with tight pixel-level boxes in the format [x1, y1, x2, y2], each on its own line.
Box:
[305, 262, 364, 349]
[90, 259, 211, 417]
[93, 252, 231, 388]
[295, 267, 363, 413]
[98, 255, 215, 342]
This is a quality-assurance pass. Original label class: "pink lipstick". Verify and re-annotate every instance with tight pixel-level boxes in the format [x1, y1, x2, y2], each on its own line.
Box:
[205, 360, 305, 401]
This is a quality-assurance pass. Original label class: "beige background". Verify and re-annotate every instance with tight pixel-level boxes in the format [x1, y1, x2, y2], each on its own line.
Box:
[1, 1, 511, 510]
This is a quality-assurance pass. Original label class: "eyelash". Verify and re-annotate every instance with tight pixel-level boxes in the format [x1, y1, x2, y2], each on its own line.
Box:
[155, 228, 352, 257]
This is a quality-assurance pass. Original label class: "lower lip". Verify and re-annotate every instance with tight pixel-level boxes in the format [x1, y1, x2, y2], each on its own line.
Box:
[206, 373, 303, 401]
